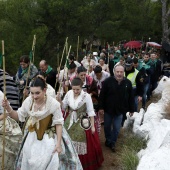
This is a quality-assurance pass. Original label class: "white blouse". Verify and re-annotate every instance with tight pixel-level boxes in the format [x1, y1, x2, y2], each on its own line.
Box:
[58, 69, 76, 82]
[81, 59, 97, 70]
[62, 90, 95, 117]
[90, 70, 110, 94]
[17, 95, 64, 127]
[47, 84, 56, 99]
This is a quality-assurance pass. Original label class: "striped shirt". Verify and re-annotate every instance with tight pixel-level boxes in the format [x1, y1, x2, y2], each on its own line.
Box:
[0, 69, 20, 110]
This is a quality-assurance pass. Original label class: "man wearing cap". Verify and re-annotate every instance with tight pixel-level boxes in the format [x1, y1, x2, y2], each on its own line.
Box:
[99, 65, 134, 152]
[125, 57, 144, 112]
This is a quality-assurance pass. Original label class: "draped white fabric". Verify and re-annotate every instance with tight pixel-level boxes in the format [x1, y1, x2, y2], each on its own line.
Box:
[17, 95, 64, 170]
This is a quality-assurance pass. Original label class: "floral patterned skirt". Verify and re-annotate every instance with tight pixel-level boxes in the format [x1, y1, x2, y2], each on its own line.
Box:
[0, 117, 22, 170]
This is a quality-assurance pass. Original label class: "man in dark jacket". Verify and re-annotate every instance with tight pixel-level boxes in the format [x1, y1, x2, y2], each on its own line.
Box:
[39, 60, 57, 89]
[99, 65, 134, 152]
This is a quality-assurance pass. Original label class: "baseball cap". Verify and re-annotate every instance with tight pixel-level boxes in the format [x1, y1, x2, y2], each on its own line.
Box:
[125, 58, 133, 68]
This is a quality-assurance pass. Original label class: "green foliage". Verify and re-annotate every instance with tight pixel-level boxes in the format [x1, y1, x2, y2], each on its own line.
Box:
[117, 130, 147, 170]
[119, 147, 139, 170]
[0, 0, 165, 74]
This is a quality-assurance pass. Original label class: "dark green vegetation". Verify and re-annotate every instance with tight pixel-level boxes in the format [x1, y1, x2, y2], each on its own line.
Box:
[0, 0, 166, 73]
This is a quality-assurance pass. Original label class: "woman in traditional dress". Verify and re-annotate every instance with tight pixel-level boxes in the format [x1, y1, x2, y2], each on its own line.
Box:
[2, 76, 82, 170]
[90, 65, 110, 95]
[98, 57, 109, 72]
[57, 77, 104, 170]
[81, 53, 97, 74]
[15, 55, 38, 105]
[70, 66, 101, 134]
[0, 91, 22, 170]
[90, 65, 110, 124]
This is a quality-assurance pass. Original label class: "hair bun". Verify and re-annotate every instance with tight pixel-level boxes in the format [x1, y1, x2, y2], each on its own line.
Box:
[31, 76, 47, 89]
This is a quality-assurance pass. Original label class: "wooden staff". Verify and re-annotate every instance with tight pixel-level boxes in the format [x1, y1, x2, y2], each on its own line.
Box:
[76, 36, 79, 61]
[1, 40, 6, 170]
[56, 38, 68, 77]
[58, 45, 72, 94]
[54, 43, 60, 90]
[54, 41, 66, 90]
[57, 44, 59, 67]
[32, 35, 36, 64]
[66, 38, 68, 57]
[22, 35, 36, 103]
[64, 45, 72, 93]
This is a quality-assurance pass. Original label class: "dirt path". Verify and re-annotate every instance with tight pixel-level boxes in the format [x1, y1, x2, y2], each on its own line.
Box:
[98, 125, 122, 170]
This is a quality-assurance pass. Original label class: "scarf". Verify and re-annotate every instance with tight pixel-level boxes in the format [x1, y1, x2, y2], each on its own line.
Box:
[21, 67, 28, 76]
[45, 65, 53, 75]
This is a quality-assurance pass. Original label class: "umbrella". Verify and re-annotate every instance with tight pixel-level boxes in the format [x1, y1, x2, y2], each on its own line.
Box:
[147, 42, 162, 49]
[124, 41, 142, 49]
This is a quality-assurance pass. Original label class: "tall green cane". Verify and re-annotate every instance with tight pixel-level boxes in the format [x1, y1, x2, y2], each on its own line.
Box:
[22, 35, 36, 103]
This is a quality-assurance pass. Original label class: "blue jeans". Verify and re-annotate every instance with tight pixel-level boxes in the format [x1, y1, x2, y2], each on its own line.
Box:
[104, 112, 123, 147]
[133, 87, 138, 112]
[134, 95, 138, 112]
[142, 83, 150, 108]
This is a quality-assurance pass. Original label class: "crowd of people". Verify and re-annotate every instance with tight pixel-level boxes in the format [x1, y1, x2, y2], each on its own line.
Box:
[0, 43, 169, 170]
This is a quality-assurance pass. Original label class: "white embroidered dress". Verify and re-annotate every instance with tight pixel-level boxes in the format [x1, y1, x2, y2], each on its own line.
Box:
[17, 95, 64, 170]
[62, 90, 95, 154]
[63, 90, 95, 128]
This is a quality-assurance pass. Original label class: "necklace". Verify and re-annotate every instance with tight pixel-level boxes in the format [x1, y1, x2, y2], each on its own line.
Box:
[34, 99, 45, 111]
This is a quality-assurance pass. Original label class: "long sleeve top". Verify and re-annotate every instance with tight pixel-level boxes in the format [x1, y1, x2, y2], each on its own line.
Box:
[99, 77, 134, 115]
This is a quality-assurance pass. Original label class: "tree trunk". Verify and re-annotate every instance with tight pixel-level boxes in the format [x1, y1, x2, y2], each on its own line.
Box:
[162, 0, 170, 44]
